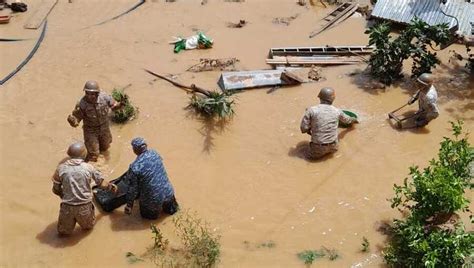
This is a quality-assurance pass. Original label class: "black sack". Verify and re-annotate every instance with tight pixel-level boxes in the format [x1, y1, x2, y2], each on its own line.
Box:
[10, 2, 27, 12]
[93, 173, 130, 212]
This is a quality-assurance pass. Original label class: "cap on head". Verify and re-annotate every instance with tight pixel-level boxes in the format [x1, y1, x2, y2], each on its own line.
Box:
[131, 137, 147, 151]
[318, 87, 335, 103]
[417, 73, 433, 86]
[67, 142, 87, 159]
[83, 80, 100, 93]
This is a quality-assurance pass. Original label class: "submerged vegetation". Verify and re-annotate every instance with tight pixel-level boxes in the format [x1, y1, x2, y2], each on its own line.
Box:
[173, 210, 221, 267]
[361, 237, 370, 252]
[145, 69, 235, 120]
[297, 247, 340, 266]
[188, 91, 235, 119]
[132, 210, 221, 268]
[366, 18, 450, 85]
[384, 121, 474, 267]
[111, 88, 138, 123]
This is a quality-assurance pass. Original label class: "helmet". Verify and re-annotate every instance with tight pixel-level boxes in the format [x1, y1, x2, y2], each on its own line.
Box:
[318, 87, 335, 103]
[417, 73, 433, 86]
[83, 80, 100, 93]
[67, 142, 87, 159]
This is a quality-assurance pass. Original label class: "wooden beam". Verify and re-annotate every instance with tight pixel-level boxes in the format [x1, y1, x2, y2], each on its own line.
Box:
[24, 0, 58, 29]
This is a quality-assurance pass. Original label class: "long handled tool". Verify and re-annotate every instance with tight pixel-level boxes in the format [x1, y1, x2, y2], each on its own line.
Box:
[388, 103, 409, 128]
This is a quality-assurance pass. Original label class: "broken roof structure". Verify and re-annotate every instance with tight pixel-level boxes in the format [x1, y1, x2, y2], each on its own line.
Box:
[371, 0, 474, 38]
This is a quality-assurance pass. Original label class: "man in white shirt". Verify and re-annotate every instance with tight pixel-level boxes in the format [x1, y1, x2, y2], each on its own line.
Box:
[408, 73, 439, 127]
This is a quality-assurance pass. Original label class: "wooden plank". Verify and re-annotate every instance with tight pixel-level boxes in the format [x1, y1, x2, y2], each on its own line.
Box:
[269, 45, 374, 57]
[324, 4, 359, 32]
[24, 0, 58, 29]
[266, 56, 362, 66]
[309, 3, 358, 38]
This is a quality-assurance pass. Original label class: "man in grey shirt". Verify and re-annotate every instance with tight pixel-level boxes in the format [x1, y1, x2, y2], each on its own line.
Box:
[300, 87, 357, 159]
[52, 142, 117, 235]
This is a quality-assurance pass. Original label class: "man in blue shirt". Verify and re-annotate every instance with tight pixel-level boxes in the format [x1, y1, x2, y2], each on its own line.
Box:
[124, 137, 178, 220]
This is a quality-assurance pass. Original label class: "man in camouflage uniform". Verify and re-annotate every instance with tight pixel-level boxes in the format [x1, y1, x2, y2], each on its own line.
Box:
[407, 73, 439, 127]
[300, 87, 358, 159]
[67, 80, 120, 162]
[52, 142, 117, 235]
[124, 137, 178, 220]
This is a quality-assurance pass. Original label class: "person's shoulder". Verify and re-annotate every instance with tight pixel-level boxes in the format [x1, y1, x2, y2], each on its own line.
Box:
[306, 105, 319, 112]
[428, 86, 438, 97]
[80, 161, 97, 172]
[78, 96, 88, 108]
[99, 91, 112, 100]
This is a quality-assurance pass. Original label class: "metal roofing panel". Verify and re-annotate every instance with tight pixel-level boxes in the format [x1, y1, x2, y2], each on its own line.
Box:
[372, 0, 474, 36]
[218, 70, 292, 91]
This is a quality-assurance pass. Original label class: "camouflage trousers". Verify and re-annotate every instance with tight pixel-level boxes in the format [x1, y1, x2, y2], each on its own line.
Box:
[57, 202, 96, 235]
[83, 124, 112, 161]
[139, 196, 179, 220]
[307, 141, 338, 159]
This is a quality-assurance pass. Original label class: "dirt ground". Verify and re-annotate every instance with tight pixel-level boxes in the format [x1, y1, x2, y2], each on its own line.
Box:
[0, 0, 473, 267]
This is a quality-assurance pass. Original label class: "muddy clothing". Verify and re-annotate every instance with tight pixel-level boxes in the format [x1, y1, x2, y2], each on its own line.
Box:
[125, 149, 178, 220]
[300, 104, 354, 144]
[414, 86, 439, 127]
[57, 202, 95, 235]
[308, 142, 339, 159]
[300, 104, 354, 159]
[52, 159, 104, 205]
[52, 158, 104, 235]
[68, 92, 115, 160]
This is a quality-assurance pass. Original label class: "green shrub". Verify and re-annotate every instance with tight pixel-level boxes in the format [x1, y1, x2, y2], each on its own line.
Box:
[384, 121, 474, 267]
[173, 210, 221, 267]
[111, 88, 138, 123]
[296, 247, 340, 265]
[366, 18, 450, 85]
[188, 91, 234, 119]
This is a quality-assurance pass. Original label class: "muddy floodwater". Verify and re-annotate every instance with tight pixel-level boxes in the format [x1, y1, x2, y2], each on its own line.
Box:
[0, 0, 473, 267]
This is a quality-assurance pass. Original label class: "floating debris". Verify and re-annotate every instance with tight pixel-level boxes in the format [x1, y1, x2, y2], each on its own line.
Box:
[272, 14, 299, 26]
[227, 19, 247, 28]
[187, 58, 239, 72]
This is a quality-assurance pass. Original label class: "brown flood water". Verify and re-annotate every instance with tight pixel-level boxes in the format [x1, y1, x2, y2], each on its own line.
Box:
[0, 0, 473, 267]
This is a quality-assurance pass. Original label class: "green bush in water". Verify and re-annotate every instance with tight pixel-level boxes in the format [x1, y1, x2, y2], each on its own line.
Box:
[111, 88, 138, 123]
[384, 121, 474, 267]
[188, 91, 234, 119]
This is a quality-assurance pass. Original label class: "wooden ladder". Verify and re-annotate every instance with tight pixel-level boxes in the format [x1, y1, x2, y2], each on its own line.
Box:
[309, 2, 358, 38]
[269, 45, 374, 57]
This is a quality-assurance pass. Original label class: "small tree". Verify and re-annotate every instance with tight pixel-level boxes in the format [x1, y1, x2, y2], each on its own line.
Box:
[366, 18, 450, 85]
[384, 121, 474, 267]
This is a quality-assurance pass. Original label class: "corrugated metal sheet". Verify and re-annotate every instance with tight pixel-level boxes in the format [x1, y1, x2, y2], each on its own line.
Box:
[372, 0, 474, 37]
[218, 69, 300, 91]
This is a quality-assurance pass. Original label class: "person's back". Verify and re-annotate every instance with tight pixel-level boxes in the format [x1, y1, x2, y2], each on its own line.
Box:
[56, 159, 99, 205]
[52, 142, 116, 236]
[305, 104, 342, 144]
[129, 149, 174, 205]
[418, 85, 438, 115]
[124, 138, 178, 220]
[300, 87, 357, 159]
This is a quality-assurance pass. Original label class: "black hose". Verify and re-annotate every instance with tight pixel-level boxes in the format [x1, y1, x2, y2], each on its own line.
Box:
[0, 20, 47, 86]
[89, 0, 146, 28]
[0, 37, 33, 42]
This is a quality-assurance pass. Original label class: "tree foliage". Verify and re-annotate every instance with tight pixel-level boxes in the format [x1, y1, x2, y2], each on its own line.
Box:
[366, 18, 450, 84]
[384, 121, 474, 267]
